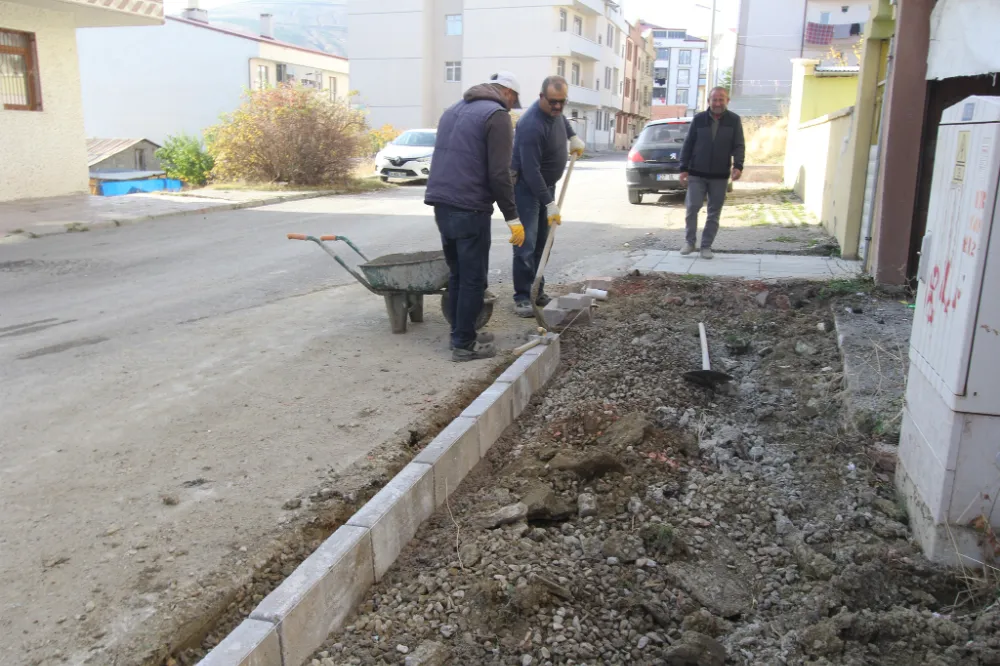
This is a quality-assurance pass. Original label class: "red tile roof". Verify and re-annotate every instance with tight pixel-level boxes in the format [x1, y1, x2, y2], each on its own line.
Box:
[166, 15, 346, 61]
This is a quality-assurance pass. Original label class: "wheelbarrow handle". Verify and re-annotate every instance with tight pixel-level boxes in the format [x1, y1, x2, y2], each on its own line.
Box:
[287, 233, 309, 240]
[286, 233, 379, 295]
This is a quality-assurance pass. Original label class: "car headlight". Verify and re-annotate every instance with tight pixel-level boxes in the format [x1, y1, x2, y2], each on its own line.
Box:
[415, 155, 432, 163]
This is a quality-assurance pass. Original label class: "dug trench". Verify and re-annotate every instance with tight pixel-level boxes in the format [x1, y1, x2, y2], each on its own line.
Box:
[302, 274, 1000, 666]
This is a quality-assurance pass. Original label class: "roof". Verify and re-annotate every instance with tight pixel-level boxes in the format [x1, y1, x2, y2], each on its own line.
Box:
[166, 16, 346, 61]
[86, 138, 159, 167]
[815, 65, 861, 75]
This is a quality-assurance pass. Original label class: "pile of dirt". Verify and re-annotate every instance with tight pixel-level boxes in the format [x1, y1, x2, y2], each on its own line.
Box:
[309, 275, 999, 666]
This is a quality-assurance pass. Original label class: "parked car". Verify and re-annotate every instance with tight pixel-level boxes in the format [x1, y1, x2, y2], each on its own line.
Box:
[375, 129, 437, 183]
[625, 117, 691, 204]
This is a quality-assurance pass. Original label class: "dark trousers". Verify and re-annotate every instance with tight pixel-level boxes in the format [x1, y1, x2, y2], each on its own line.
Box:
[684, 175, 729, 248]
[434, 204, 491, 350]
[512, 179, 556, 303]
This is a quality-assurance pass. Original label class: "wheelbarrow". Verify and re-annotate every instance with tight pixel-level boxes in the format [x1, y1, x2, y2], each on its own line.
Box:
[287, 234, 495, 334]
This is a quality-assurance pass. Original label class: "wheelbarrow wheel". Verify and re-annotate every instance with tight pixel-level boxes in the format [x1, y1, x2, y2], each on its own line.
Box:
[441, 289, 495, 331]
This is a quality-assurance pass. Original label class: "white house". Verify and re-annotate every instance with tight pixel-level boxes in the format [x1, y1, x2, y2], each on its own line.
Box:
[347, 0, 628, 151]
[76, 4, 349, 145]
[732, 0, 869, 115]
[642, 24, 707, 117]
[0, 0, 163, 202]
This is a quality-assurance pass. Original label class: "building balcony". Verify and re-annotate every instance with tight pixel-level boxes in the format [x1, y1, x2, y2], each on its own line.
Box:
[565, 0, 604, 16]
[7, 0, 165, 26]
[554, 31, 602, 61]
[567, 84, 600, 107]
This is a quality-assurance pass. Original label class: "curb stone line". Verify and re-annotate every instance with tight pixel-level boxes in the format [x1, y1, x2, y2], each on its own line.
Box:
[196, 336, 561, 666]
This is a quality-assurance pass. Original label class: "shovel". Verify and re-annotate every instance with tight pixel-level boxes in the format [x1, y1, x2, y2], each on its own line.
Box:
[683, 323, 733, 389]
[530, 153, 578, 328]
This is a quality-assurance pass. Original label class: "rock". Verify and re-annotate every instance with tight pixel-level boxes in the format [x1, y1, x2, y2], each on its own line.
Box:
[663, 631, 727, 666]
[602, 532, 642, 562]
[522, 486, 573, 522]
[458, 543, 481, 567]
[439, 624, 456, 638]
[404, 641, 449, 666]
[641, 523, 685, 559]
[755, 290, 769, 307]
[775, 294, 792, 310]
[665, 562, 751, 618]
[599, 412, 649, 449]
[637, 635, 650, 649]
[872, 498, 905, 522]
[478, 503, 528, 529]
[577, 493, 598, 517]
[553, 452, 625, 480]
[627, 496, 643, 515]
[872, 443, 898, 472]
[788, 534, 837, 580]
[748, 445, 765, 461]
[682, 609, 728, 638]
[161, 495, 179, 506]
[283, 498, 302, 510]
[800, 620, 844, 657]
[396, 644, 410, 654]
[795, 341, 818, 356]
[521, 655, 533, 666]
[664, 296, 685, 306]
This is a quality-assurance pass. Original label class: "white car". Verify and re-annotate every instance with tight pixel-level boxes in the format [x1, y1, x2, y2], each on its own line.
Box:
[375, 129, 437, 183]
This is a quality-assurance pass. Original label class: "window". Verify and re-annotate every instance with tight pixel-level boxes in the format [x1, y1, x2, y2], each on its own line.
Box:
[571, 62, 580, 86]
[619, 80, 623, 95]
[678, 69, 690, 85]
[624, 78, 630, 97]
[559, 9, 567, 32]
[445, 14, 462, 36]
[819, 11, 831, 24]
[679, 50, 691, 65]
[668, 30, 686, 39]
[675, 88, 688, 105]
[842, 5, 849, 11]
[257, 64, 269, 89]
[392, 130, 438, 147]
[276, 63, 288, 83]
[573, 16, 582, 35]
[656, 48, 670, 60]
[607, 25, 613, 47]
[652, 30, 666, 39]
[596, 110, 602, 129]
[604, 67, 611, 89]
[1, 29, 41, 110]
[445, 61, 461, 82]
[557, 58, 566, 77]
[328, 76, 337, 100]
[134, 148, 146, 171]
[607, 113, 613, 131]
[627, 42, 633, 61]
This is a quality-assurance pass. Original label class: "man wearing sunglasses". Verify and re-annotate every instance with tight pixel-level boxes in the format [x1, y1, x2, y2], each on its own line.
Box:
[510, 75, 586, 317]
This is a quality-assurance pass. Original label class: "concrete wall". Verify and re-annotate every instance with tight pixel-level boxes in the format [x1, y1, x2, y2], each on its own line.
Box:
[77, 19, 258, 144]
[733, 0, 806, 98]
[800, 73, 858, 123]
[0, 1, 89, 201]
[429, 0, 464, 124]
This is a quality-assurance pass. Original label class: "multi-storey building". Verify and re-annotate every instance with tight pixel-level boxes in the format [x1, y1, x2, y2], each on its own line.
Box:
[732, 0, 870, 115]
[641, 23, 708, 119]
[348, 0, 628, 151]
[618, 21, 654, 149]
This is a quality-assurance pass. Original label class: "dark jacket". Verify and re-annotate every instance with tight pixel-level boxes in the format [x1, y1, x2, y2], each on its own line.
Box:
[424, 84, 517, 220]
[511, 102, 576, 206]
[679, 109, 745, 180]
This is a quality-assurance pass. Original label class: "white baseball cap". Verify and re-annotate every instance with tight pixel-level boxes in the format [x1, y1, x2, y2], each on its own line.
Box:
[487, 71, 522, 108]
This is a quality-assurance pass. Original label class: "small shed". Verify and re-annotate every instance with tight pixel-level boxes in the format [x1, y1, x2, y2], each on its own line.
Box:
[86, 138, 181, 196]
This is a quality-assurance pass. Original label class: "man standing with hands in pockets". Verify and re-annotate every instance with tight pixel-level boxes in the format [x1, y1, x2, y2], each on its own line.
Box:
[510, 75, 586, 317]
[678, 86, 745, 259]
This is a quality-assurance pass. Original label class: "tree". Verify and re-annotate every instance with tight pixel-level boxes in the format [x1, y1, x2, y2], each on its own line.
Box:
[719, 66, 733, 91]
[155, 135, 214, 186]
[207, 84, 368, 186]
[368, 124, 401, 156]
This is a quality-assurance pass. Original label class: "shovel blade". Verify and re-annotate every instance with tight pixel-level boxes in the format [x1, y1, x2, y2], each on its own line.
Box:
[682, 369, 734, 389]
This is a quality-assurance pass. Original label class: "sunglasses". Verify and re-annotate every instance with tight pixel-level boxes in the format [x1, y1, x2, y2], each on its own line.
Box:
[544, 97, 567, 107]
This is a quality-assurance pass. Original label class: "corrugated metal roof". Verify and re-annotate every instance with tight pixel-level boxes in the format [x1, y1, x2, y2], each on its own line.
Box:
[86, 138, 159, 167]
[815, 65, 861, 75]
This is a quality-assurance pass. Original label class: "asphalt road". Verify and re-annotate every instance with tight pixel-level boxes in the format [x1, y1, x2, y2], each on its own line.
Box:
[0, 154, 673, 666]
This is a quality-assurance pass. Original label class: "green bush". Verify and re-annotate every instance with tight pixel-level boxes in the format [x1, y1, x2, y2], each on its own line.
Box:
[155, 135, 214, 186]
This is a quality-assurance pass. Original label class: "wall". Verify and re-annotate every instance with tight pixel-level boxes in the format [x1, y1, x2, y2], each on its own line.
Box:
[77, 19, 257, 144]
[90, 140, 162, 171]
[800, 73, 858, 122]
[0, 2, 89, 201]
[733, 0, 806, 98]
[257, 41, 348, 100]
[807, 0, 870, 25]
[429, 0, 464, 125]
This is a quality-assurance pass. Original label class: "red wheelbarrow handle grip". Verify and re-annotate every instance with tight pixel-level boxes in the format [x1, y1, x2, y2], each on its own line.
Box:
[319, 235, 339, 241]
[286, 233, 308, 240]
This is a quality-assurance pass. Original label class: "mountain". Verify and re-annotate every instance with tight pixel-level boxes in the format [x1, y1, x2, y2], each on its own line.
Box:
[182, 1, 348, 57]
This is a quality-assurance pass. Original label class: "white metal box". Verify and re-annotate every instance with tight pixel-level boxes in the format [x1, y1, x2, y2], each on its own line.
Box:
[910, 96, 1000, 416]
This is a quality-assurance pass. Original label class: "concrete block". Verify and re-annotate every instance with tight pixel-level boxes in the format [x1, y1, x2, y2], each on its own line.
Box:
[526, 335, 561, 386]
[461, 381, 513, 456]
[585, 277, 613, 291]
[346, 462, 436, 581]
[250, 525, 374, 666]
[542, 302, 571, 328]
[413, 416, 480, 506]
[197, 619, 281, 666]
[557, 293, 595, 309]
[497, 353, 541, 418]
[561, 307, 593, 327]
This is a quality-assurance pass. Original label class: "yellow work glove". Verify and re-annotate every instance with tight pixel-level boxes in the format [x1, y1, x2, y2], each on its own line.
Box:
[507, 219, 525, 246]
[569, 136, 586, 157]
[546, 202, 562, 226]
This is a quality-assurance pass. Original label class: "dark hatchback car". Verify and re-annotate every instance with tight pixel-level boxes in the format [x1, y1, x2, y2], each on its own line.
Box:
[625, 117, 692, 204]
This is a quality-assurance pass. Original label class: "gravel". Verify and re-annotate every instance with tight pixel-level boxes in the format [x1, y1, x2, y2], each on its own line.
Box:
[306, 275, 1000, 666]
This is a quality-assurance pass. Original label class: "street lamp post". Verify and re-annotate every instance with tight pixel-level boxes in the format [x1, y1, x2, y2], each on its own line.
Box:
[696, 0, 721, 102]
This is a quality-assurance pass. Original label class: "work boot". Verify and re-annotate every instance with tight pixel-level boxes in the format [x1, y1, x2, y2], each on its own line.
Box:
[680, 243, 695, 256]
[700, 247, 714, 260]
[449, 332, 495, 350]
[535, 293, 552, 307]
[514, 300, 534, 318]
[452, 343, 497, 362]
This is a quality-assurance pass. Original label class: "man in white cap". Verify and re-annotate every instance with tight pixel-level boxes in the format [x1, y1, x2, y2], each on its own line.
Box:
[425, 71, 523, 361]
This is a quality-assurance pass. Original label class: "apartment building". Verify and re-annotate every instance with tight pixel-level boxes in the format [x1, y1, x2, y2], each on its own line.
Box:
[641, 23, 707, 119]
[348, 0, 628, 151]
[618, 21, 655, 148]
[732, 0, 870, 115]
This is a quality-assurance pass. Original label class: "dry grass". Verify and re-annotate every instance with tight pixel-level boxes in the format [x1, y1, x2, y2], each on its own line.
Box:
[200, 175, 390, 195]
[744, 115, 788, 166]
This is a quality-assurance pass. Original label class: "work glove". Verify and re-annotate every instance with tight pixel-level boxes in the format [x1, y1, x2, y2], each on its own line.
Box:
[546, 202, 562, 226]
[507, 219, 525, 247]
[569, 136, 586, 157]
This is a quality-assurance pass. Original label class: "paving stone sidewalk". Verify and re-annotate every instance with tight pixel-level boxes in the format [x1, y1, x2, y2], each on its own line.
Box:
[632, 249, 862, 280]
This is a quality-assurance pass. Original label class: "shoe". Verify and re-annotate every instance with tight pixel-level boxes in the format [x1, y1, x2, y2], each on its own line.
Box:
[680, 244, 695, 256]
[700, 247, 714, 260]
[535, 293, 552, 307]
[449, 332, 495, 350]
[514, 300, 535, 318]
[452, 343, 497, 362]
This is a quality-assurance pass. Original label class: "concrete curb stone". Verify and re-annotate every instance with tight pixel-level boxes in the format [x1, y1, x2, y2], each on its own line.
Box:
[413, 416, 481, 507]
[197, 619, 281, 666]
